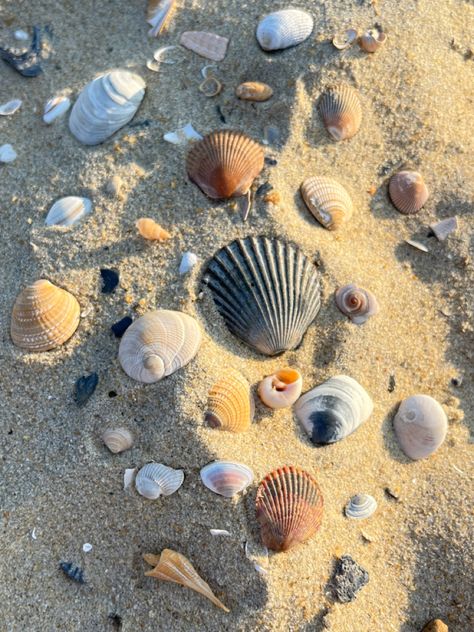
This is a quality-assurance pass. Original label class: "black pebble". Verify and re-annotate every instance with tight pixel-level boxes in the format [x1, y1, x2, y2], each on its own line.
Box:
[331, 555, 369, 603]
[108, 390, 118, 398]
[111, 316, 132, 338]
[388, 374, 396, 392]
[100, 268, 119, 294]
[60, 561, 85, 584]
[74, 373, 99, 407]
[264, 156, 278, 166]
[256, 182, 273, 196]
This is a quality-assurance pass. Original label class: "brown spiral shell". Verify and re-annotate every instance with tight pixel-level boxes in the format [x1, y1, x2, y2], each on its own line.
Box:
[334, 284, 379, 324]
[388, 170, 429, 215]
[319, 85, 362, 141]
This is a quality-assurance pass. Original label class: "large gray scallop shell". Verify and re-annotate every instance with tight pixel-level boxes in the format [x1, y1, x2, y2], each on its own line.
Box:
[202, 236, 321, 356]
[256, 9, 314, 51]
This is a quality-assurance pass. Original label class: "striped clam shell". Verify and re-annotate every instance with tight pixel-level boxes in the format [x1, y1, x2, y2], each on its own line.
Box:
[255, 465, 324, 551]
[258, 368, 303, 409]
[205, 370, 254, 433]
[345, 494, 377, 519]
[200, 461, 254, 497]
[45, 196, 92, 227]
[102, 428, 134, 454]
[179, 31, 229, 62]
[300, 176, 353, 230]
[335, 284, 379, 324]
[319, 85, 362, 141]
[388, 170, 429, 215]
[393, 394, 447, 460]
[203, 236, 321, 356]
[146, 0, 176, 37]
[256, 9, 314, 52]
[135, 463, 184, 499]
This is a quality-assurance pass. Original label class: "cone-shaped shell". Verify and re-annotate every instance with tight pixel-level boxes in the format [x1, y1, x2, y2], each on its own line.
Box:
[319, 85, 362, 141]
[102, 428, 134, 453]
[345, 494, 377, 519]
[388, 171, 429, 215]
[235, 82, 273, 102]
[136, 218, 171, 241]
[45, 196, 92, 227]
[118, 310, 201, 383]
[11, 279, 80, 352]
[256, 9, 314, 51]
[393, 394, 447, 460]
[146, 0, 176, 37]
[135, 463, 184, 499]
[300, 176, 353, 230]
[255, 465, 324, 551]
[200, 461, 254, 497]
[205, 370, 253, 432]
[335, 284, 379, 324]
[186, 130, 264, 199]
[203, 236, 321, 356]
[258, 368, 303, 409]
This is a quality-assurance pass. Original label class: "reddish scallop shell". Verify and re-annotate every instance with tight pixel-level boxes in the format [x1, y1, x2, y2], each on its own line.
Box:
[319, 85, 362, 141]
[255, 465, 324, 552]
[388, 170, 429, 215]
[186, 130, 264, 199]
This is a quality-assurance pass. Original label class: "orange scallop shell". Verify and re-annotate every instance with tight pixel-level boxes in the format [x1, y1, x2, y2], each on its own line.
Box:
[388, 170, 429, 215]
[319, 85, 362, 141]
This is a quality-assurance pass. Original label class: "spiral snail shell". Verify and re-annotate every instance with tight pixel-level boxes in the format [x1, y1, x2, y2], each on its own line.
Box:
[335, 284, 379, 324]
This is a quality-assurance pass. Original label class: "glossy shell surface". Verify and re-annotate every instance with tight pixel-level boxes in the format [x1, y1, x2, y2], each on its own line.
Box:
[135, 463, 184, 499]
[300, 176, 353, 230]
[393, 394, 447, 460]
[335, 284, 379, 324]
[258, 368, 303, 409]
[45, 196, 92, 227]
[205, 370, 253, 433]
[147, 0, 176, 37]
[136, 218, 171, 241]
[200, 461, 254, 497]
[389, 170, 429, 215]
[256, 9, 314, 51]
[345, 494, 377, 519]
[319, 85, 362, 141]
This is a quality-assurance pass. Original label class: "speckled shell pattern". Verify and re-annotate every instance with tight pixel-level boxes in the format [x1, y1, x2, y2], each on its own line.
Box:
[200, 461, 254, 497]
[393, 394, 447, 460]
[388, 170, 429, 215]
[319, 85, 362, 141]
[205, 370, 254, 433]
[256, 9, 314, 52]
[300, 176, 353, 230]
[202, 236, 321, 356]
[334, 284, 379, 324]
[45, 196, 92, 227]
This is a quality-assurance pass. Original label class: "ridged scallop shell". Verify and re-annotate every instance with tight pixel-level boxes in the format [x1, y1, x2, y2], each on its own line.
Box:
[388, 171, 429, 215]
[200, 461, 254, 497]
[335, 284, 379, 324]
[45, 196, 92, 227]
[258, 368, 303, 409]
[235, 82, 273, 102]
[345, 494, 377, 519]
[147, 0, 176, 37]
[135, 463, 184, 499]
[186, 130, 264, 199]
[205, 370, 254, 432]
[300, 176, 353, 230]
[255, 465, 324, 551]
[11, 279, 80, 352]
[294, 375, 373, 445]
[102, 428, 134, 453]
[136, 218, 171, 241]
[256, 9, 314, 51]
[118, 310, 201, 383]
[179, 31, 229, 62]
[393, 394, 447, 460]
[319, 85, 362, 141]
[359, 28, 387, 53]
[203, 236, 321, 356]
[144, 549, 230, 612]
[69, 70, 146, 145]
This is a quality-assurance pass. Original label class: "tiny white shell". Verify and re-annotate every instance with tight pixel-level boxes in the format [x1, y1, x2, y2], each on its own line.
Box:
[256, 9, 314, 51]
[14, 30, 29, 41]
[430, 217, 458, 241]
[102, 428, 134, 453]
[43, 96, 71, 124]
[82, 543, 93, 553]
[179, 252, 198, 274]
[0, 144, 17, 163]
[135, 463, 184, 499]
[123, 467, 137, 489]
[200, 461, 254, 497]
[45, 196, 92, 227]
[345, 494, 377, 519]
[0, 99, 22, 116]
[210, 529, 232, 537]
[163, 123, 203, 144]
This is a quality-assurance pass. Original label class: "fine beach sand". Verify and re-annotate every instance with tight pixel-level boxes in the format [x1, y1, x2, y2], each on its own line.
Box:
[0, 1, 473, 630]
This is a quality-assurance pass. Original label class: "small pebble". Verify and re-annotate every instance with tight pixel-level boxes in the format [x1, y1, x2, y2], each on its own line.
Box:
[100, 268, 119, 293]
[256, 182, 273, 196]
[451, 376, 463, 387]
[331, 555, 369, 603]
[0, 144, 17, 163]
[179, 252, 198, 275]
[111, 316, 133, 338]
[14, 30, 29, 41]
[388, 374, 396, 392]
[105, 175, 123, 199]
[60, 561, 85, 584]
[74, 373, 99, 407]
[82, 543, 93, 553]
[385, 486, 401, 501]
[265, 156, 278, 166]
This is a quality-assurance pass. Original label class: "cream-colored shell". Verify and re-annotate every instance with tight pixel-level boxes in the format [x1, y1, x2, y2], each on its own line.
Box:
[205, 370, 254, 432]
[393, 394, 447, 460]
[136, 218, 171, 241]
[102, 428, 134, 453]
[300, 176, 353, 229]
[258, 368, 303, 409]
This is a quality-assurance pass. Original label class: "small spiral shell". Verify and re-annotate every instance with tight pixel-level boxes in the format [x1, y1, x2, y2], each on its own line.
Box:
[136, 218, 171, 241]
[335, 284, 379, 324]
[257, 368, 303, 409]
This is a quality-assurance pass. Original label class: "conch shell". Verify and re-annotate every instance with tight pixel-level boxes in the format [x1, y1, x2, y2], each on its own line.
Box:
[257, 368, 302, 409]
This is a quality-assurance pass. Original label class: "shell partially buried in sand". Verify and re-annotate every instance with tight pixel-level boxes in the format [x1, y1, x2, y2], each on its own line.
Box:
[393, 394, 447, 460]
[45, 196, 92, 227]
[258, 368, 303, 409]
[300, 176, 353, 230]
[319, 85, 362, 141]
[102, 428, 134, 453]
[389, 170, 429, 215]
[205, 370, 254, 433]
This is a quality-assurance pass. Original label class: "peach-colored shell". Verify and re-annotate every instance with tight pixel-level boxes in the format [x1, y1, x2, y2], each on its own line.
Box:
[136, 218, 171, 241]
[389, 170, 429, 215]
[235, 82, 273, 102]
[205, 370, 254, 432]
[257, 368, 303, 409]
[319, 85, 362, 141]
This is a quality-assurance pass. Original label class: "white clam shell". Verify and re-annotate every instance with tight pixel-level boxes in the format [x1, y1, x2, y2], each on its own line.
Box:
[135, 462, 184, 499]
[200, 461, 254, 497]
[0, 144, 17, 163]
[394, 394, 448, 460]
[258, 368, 303, 409]
[0, 99, 22, 116]
[102, 428, 134, 453]
[45, 196, 92, 227]
[256, 9, 314, 52]
[345, 494, 377, 519]
[43, 96, 71, 124]
[179, 252, 198, 274]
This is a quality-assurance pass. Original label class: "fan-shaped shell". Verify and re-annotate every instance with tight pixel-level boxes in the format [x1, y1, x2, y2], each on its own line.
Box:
[135, 463, 184, 499]
[203, 236, 321, 356]
[255, 465, 324, 551]
[335, 284, 379, 324]
[345, 494, 377, 519]
[11, 279, 80, 352]
[180, 31, 229, 62]
[146, 0, 176, 37]
[186, 130, 264, 199]
[256, 9, 314, 51]
[235, 82, 273, 102]
[393, 394, 447, 460]
[205, 370, 254, 432]
[258, 368, 302, 409]
[300, 176, 353, 230]
[45, 196, 92, 227]
[118, 310, 201, 383]
[200, 461, 254, 497]
[388, 171, 429, 215]
[359, 28, 387, 53]
[69, 70, 146, 145]
[102, 428, 134, 453]
[294, 375, 373, 445]
[136, 218, 171, 241]
[319, 85, 362, 141]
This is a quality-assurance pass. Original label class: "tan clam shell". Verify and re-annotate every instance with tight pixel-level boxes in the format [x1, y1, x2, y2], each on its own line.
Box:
[205, 370, 254, 433]
[319, 85, 362, 141]
[136, 218, 171, 241]
[102, 428, 134, 453]
[300, 176, 353, 229]
[11, 279, 80, 352]
[389, 170, 429, 215]
[258, 368, 303, 409]
[179, 31, 229, 62]
[236, 82, 273, 102]
[359, 28, 387, 53]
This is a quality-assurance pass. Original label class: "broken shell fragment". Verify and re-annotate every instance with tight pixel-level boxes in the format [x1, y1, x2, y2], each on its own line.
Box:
[300, 176, 353, 229]
[199, 75, 222, 97]
[45, 196, 92, 227]
[136, 218, 171, 241]
[332, 29, 358, 50]
[393, 394, 448, 460]
[236, 82, 273, 102]
[205, 370, 254, 433]
[335, 284, 379, 324]
[180, 31, 229, 61]
[256, 9, 314, 51]
[258, 368, 303, 409]
[135, 463, 184, 499]
[345, 494, 377, 519]
[421, 620, 449, 632]
[0, 99, 22, 116]
[0, 144, 17, 163]
[200, 461, 254, 497]
[430, 217, 458, 241]
[146, 0, 176, 37]
[179, 252, 198, 275]
[359, 28, 387, 53]
[102, 428, 134, 453]
[388, 170, 429, 215]
[43, 96, 71, 124]
[163, 123, 202, 144]
[319, 85, 362, 141]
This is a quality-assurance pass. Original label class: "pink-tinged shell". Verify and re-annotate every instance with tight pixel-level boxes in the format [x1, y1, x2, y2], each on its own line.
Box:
[257, 368, 303, 409]
[359, 28, 387, 53]
[319, 85, 362, 141]
[200, 461, 254, 497]
[394, 395, 447, 460]
[179, 31, 229, 62]
[389, 171, 429, 215]
[335, 284, 379, 324]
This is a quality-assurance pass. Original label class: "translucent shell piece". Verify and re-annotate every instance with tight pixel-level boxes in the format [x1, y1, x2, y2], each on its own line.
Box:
[11, 279, 80, 352]
[393, 394, 448, 460]
[258, 368, 303, 409]
[203, 236, 321, 356]
[345, 494, 377, 519]
[144, 549, 230, 612]
[135, 463, 184, 499]
[200, 461, 254, 497]
[256, 9, 314, 52]
[388, 171, 429, 215]
[186, 130, 264, 199]
[332, 29, 358, 50]
[235, 82, 273, 102]
[146, 0, 176, 37]
[294, 375, 373, 445]
[300, 176, 353, 230]
[179, 31, 229, 62]
[118, 310, 201, 383]
[319, 85, 362, 141]
[102, 428, 134, 453]
[136, 218, 171, 241]
[335, 284, 379, 324]
[45, 196, 92, 227]
[255, 465, 324, 551]
[205, 370, 254, 433]
[359, 28, 387, 53]
[43, 96, 71, 124]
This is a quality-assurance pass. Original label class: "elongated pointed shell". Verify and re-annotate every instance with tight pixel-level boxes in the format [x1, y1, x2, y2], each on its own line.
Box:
[345, 494, 377, 519]
[256, 9, 314, 51]
[136, 218, 171, 241]
[186, 130, 264, 199]
[255, 465, 324, 551]
[45, 196, 92, 227]
[335, 284, 379, 324]
[118, 310, 201, 383]
[180, 31, 229, 62]
[389, 171, 429, 215]
[294, 375, 373, 445]
[102, 428, 134, 453]
[300, 176, 353, 230]
[69, 70, 146, 145]
[319, 85, 362, 141]
[144, 549, 230, 612]
[258, 368, 302, 409]
[205, 370, 253, 432]
[203, 236, 321, 356]
[200, 461, 254, 497]
[393, 394, 447, 460]
[147, 0, 176, 37]
[135, 463, 184, 499]
[236, 82, 273, 102]
[11, 280, 80, 352]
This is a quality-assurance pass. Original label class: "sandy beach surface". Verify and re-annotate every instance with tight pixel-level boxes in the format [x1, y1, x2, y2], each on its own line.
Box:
[0, 1, 473, 630]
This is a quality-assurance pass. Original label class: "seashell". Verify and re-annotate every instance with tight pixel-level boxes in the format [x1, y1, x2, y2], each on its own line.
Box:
[388, 170, 429, 215]
[359, 28, 387, 53]
[345, 494, 377, 519]
[60, 561, 85, 584]
[203, 236, 321, 355]
[210, 529, 231, 537]
[319, 85, 362, 141]
[179, 252, 198, 275]
[135, 462, 184, 499]
[180, 31, 229, 62]
[0, 26, 44, 77]
[43, 96, 71, 124]
[74, 373, 99, 407]
[186, 130, 264, 199]
[144, 549, 230, 612]
[163, 123, 202, 144]
[153, 45, 185, 64]
[331, 555, 369, 603]
[405, 239, 429, 252]
[123, 467, 137, 490]
[45, 196, 92, 227]
[335, 284, 379, 324]
[205, 370, 254, 433]
[118, 309, 201, 383]
[255, 465, 324, 551]
[258, 368, 303, 409]
[11, 279, 80, 352]
[300, 176, 353, 230]
[294, 375, 373, 445]
[69, 70, 146, 145]
[332, 28, 358, 50]
[393, 394, 448, 460]
[0, 99, 22, 116]
[146, 0, 176, 37]
[430, 217, 458, 241]
[421, 620, 448, 632]
[200, 461, 254, 497]
[199, 75, 222, 97]
[14, 30, 29, 41]
[236, 82, 273, 102]
[256, 9, 314, 52]
[0, 144, 17, 163]
[102, 428, 134, 453]
[105, 175, 124, 199]
[136, 218, 171, 241]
